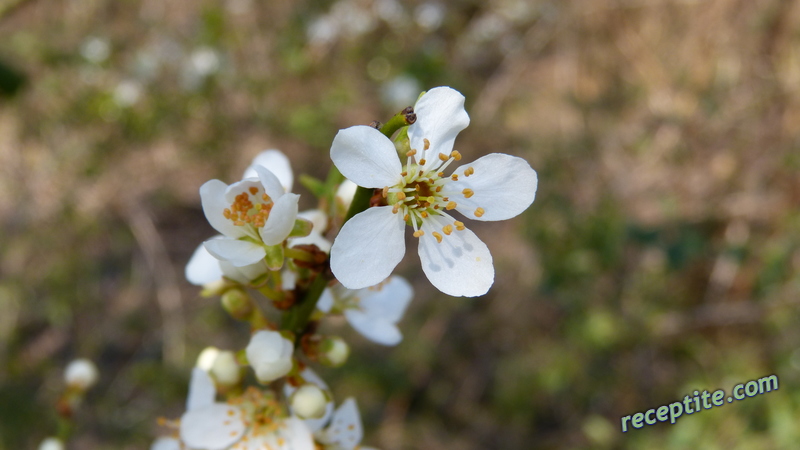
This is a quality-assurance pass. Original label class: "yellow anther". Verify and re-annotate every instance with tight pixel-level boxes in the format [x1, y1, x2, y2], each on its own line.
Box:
[401, 171, 408, 176]
[223, 208, 232, 219]
[433, 204, 440, 209]
[435, 186, 443, 192]
[442, 224, 453, 235]
[450, 150, 462, 161]
[392, 204, 400, 214]
[438, 153, 448, 161]
[423, 138, 431, 150]
[421, 211, 428, 218]
[474, 207, 485, 217]
[432, 232, 443, 243]
[396, 191, 406, 200]
[249, 186, 258, 195]
[262, 193, 269, 201]
[382, 186, 389, 198]
[438, 172, 445, 177]
[403, 214, 409, 222]
[406, 149, 417, 157]
[462, 188, 474, 198]
[419, 158, 427, 165]
[413, 230, 425, 238]
[442, 197, 449, 201]
[451, 174, 459, 181]
[455, 220, 465, 230]
[427, 196, 436, 203]
[464, 167, 475, 177]
[446, 201, 457, 210]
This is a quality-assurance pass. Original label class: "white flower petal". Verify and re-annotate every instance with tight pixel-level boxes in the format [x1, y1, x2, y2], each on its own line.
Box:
[282, 416, 316, 450]
[186, 367, 216, 411]
[417, 219, 494, 297]
[186, 241, 225, 285]
[408, 86, 470, 166]
[149, 437, 180, 450]
[330, 126, 402, 188]
[219, 259, 268, 284]
[180, 403, 245, 450]
[345, 310, 402, 346]
[359, 276, 413, 323]
[259, 192, 300, 245]
[450, 153, 538, 221]
[298, 209, 328, 232]
[244, 149, 293, 192]
[200, 179, 245, 238]
[335, 179, 358, 211]
[254, 165, 287, 201]
[331, 206, 406, 289]
[317, 288, 334, 313]
[322, 398, 363, 449]
[204, 238, 266, 267]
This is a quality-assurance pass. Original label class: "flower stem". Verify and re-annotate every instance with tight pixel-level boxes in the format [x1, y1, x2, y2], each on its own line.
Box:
[280, 271, 330, 338]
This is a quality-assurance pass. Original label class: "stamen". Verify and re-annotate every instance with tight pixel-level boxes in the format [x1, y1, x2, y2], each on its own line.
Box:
[450, 150, 462, 161]
[474, 207, 485, 217]
[403, 214, 409, 222]
[455, 220, 466, 231]
[406, 149, 417, 157]
[451, 174, 459, 181]
[392, 204, 400, 214]
[464, 167, 475, 177]
[442, 197, 449, 201]
[419, 159, 426, 166]
[382, 186, 389, 198]
[401, 171, 408, 176]
[423, 138, 431, 150]
[420, 211, 428, 218]
[462, 188, 474, 198]
[262, 193, 269, 201]
[249, 187, 258, 195]
[396, 191, 406, 200]
[437, 172, 445, 177]
[432, 232, 443, 243]
[223, 208, 232, 219]
[446, 201, 457, 210]
[442, 224, 453, 235]
[413, 230, 425, 238]
[433, 204, 440, 209]
[438, 153, 448, 161]
[435, 186, 443, 192]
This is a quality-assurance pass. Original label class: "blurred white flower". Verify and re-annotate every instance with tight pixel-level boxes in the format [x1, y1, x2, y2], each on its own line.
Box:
[318, 276, 412, 346]
[190, 47, 221, 77]
[113, 80, 142, 107]
[380, 75, 421, 111]
[284, 368, 335, 433]
[243, 150, 294, 193]
[246, 330, 294, 383]
[290, 384, 328, 420]
[330, 86, 538, 296]
[64, 358, 99, 391]
[80, 36, 110, 64]
[37, 437, 64, 450]
[414, 3, 445, 31]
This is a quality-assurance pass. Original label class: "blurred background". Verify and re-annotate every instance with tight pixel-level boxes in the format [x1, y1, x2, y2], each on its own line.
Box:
[1, 0, 800, 448]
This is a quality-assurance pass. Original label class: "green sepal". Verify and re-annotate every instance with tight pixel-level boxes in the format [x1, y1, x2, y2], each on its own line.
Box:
[264, 244, 285, 271]
[289, 217, 314, 238]
[394, 126, 411, 158]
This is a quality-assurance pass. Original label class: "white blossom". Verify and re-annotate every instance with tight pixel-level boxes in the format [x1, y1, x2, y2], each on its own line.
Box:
[318, 276, 412, 346]
[329, 86, 537, 296]
[64, 358, 99, 391]
[245, 330, 294, 383]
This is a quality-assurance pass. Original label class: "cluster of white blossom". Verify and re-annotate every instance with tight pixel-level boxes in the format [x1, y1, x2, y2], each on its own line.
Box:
[152, 86, 537, 449]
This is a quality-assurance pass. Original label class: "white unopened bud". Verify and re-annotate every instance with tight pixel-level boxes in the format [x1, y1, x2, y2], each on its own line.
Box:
[290, 384, 328, 419]
[210, 350, 241, 387]
[38, 437, 64, 450]
[64, 358, 99, 391]
[319, 336, 349, 367]
[196, 346, 220, 372]
[245, 330, 294, 383]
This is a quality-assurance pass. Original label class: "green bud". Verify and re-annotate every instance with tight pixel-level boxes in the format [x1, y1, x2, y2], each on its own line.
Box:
[288, 217, 314, 238]
[221, 289, 252, 320]
[264, 244, 285, 271]
[318, 336, 349, 367]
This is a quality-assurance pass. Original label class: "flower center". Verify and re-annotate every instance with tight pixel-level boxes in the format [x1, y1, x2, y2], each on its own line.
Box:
[383, 140, 473, 243]
[222, 186, 273, 229]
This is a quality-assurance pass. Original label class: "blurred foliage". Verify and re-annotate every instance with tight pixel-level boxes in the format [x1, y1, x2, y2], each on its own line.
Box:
[1, 0, 800, 448]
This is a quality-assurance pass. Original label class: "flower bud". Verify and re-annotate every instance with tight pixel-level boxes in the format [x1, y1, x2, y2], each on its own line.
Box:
[319, 336, 349, 367]
[38, 437, 64, 450]
[64, 358, 99, 391]
[221, 289, 253, 320]
[245, 330, 294, 383]
[196, 346, 220, 371]
[210, 350, 241, 387]
[290, 384, 328, 419]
